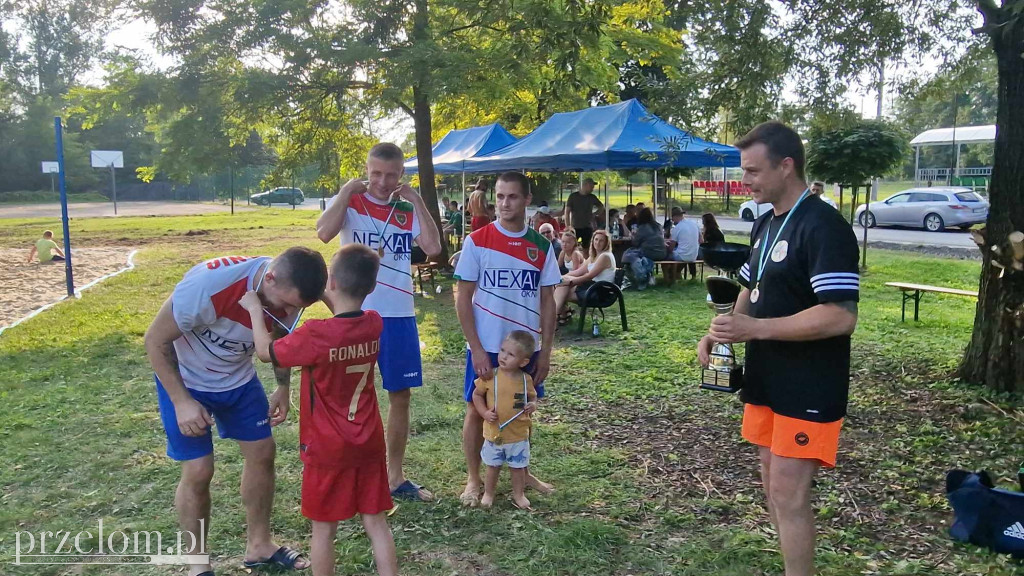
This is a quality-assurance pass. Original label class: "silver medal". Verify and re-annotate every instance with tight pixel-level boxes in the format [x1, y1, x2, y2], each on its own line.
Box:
[750, 287, 760, 303]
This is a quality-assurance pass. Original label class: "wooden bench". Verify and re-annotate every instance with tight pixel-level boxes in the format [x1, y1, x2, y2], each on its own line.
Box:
[653, 260, 705, 285]
[884, 282, 978, 322]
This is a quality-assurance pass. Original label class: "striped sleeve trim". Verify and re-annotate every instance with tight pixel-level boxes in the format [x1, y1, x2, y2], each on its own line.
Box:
[811, 272, 860, 293]
[739, 263, 751, 282]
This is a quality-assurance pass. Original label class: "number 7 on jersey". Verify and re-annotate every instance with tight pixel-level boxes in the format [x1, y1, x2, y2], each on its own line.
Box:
[346, 363, 373, 421]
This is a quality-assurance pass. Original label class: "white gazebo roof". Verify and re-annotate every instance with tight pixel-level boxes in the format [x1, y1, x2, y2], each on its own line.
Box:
[910, 125, 996, 146]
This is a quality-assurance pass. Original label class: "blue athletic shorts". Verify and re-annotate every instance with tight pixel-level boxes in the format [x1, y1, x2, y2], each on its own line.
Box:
[463, 349, 545, 403]
[379, 316, 423, 393]
[155, 375, 272, 461]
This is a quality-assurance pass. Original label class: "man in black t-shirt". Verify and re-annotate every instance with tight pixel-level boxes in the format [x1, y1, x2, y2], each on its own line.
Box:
[698, 121, 859, 576]
[565, 178, 604, 250]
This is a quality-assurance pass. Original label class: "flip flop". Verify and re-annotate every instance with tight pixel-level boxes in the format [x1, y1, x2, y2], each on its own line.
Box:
[242, 546, 308, 571]
[390, 480, 432, 502]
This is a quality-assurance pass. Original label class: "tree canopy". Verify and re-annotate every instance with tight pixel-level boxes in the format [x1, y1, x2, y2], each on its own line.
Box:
[806, 120, 908, 187]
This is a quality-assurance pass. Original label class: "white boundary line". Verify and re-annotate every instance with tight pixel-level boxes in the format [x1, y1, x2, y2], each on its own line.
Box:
[0, 249, 139, 338]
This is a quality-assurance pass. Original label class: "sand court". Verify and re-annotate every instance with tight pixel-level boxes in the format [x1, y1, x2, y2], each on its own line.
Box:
[0, 246, 136, 331]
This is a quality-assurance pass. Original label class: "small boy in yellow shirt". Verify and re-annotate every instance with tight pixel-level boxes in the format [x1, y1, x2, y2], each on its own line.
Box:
[471, 330, 539, 510]
[26, 230, 65, 263]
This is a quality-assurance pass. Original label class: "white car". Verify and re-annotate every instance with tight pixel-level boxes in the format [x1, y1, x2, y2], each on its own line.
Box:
[738, 195, 838, 221]
[738, 199, 773, 221]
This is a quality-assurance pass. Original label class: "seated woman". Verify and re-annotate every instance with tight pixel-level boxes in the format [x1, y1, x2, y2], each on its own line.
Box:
[701, 212, 725, 244]
[631, 208, 668, 261]
[554, 229, 616, 322]
[621, 208, 667, 288]
[557, 228, 586, 275]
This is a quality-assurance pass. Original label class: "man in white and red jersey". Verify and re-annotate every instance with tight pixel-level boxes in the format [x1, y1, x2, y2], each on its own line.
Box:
[316, 142, 442, 502]
[145, 247, 327, 576]
[454, 171, 561, 507]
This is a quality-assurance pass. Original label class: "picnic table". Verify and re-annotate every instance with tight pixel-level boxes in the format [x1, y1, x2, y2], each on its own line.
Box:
[611, 239, 631, 266]
[884, 282, 978, 322]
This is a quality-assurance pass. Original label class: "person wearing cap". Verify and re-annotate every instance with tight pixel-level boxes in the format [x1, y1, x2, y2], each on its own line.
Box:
[532, 202, 562, 233]
[668, 207, 701, 281]
[565, 178, 604, 250]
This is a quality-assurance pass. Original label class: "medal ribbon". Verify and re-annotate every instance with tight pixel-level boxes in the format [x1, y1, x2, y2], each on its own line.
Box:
[753, 188, 810, 290]
[358, 191, 401, 255]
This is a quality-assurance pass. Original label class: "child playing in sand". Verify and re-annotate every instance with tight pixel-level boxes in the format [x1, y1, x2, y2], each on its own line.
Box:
[471, 330, 540, 510]
[241, 243, 399, 576]
[26, 230, 65, 263]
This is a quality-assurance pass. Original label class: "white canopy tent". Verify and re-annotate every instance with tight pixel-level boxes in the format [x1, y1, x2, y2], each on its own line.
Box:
[910, 125, 995, 184]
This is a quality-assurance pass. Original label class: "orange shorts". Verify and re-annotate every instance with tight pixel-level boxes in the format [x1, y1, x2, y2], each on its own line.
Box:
[741, 404, 843, 468]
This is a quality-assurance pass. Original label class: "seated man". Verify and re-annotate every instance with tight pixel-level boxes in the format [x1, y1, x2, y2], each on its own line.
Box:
[27, 230, 66, 263]
[668, 207, 701, 281]
[442, 200, 464, 240]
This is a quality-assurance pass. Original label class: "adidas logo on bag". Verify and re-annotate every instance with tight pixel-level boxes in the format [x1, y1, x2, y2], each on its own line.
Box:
[1003, 521, 1024, 541]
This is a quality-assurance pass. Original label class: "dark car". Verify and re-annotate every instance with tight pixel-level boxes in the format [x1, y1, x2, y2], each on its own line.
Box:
[252, 187, 304, 206]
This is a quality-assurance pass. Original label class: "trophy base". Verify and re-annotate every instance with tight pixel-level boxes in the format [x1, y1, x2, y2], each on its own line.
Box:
[700, 365, 744, 393]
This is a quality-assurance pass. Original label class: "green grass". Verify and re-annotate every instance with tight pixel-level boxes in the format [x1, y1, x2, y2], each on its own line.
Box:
[0, 211, 1021, 575]
[0, 190, 109, 204]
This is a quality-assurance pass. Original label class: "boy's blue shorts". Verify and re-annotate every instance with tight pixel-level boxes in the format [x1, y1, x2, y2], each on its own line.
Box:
[379, 316, 423, 393]
[156, 375, 271, 461]
[463, 349, 546, 403]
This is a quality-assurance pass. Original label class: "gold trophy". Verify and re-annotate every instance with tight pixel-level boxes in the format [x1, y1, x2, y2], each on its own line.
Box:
[699, 242, 750, 393]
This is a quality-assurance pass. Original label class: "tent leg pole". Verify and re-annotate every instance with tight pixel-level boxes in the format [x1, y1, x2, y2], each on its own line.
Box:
[604, 171, 610, 233]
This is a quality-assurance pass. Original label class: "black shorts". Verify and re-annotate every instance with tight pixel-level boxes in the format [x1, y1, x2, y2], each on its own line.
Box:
[576, 227, 594, 250]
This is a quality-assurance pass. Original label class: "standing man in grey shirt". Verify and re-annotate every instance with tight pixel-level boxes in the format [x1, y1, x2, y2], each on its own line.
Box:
[565, 177, 604, 250]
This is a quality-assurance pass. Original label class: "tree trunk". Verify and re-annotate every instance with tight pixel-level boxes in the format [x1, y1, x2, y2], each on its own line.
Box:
[410, 0, 449, 263]
[959, 3, 1024, 394]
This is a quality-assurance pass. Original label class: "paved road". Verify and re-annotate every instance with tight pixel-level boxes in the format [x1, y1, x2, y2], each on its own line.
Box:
[716, 216, 977, 249]
[0, 201, 257, 220]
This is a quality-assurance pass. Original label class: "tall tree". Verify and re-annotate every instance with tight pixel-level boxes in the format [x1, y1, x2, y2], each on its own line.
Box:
[15, 0, 115, 97]
[134, 0, 628, 260]
[960, 0, 1024, 394]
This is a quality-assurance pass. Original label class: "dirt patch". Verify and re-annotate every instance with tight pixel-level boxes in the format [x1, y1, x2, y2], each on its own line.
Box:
[0, 247, 135, 329]
[550, 356, 1023, 572]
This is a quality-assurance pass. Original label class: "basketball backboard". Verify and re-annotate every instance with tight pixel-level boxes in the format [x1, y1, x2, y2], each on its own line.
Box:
[41, 161, 59, 173]
[91, 150, 124, 168]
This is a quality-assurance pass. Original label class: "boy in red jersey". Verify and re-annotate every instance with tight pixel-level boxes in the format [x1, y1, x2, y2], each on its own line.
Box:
[241, 244, 398, 576]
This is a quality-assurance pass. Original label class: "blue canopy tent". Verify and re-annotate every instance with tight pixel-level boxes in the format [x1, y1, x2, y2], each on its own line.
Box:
[460, 99, 740, 225]
[404, 123, 518, 175]
[405, 123, 518, 224]
[462, 99, 738, 172]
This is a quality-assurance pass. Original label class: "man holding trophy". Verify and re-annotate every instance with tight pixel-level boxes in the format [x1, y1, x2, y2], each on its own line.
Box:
[697, 121, 860, 576]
